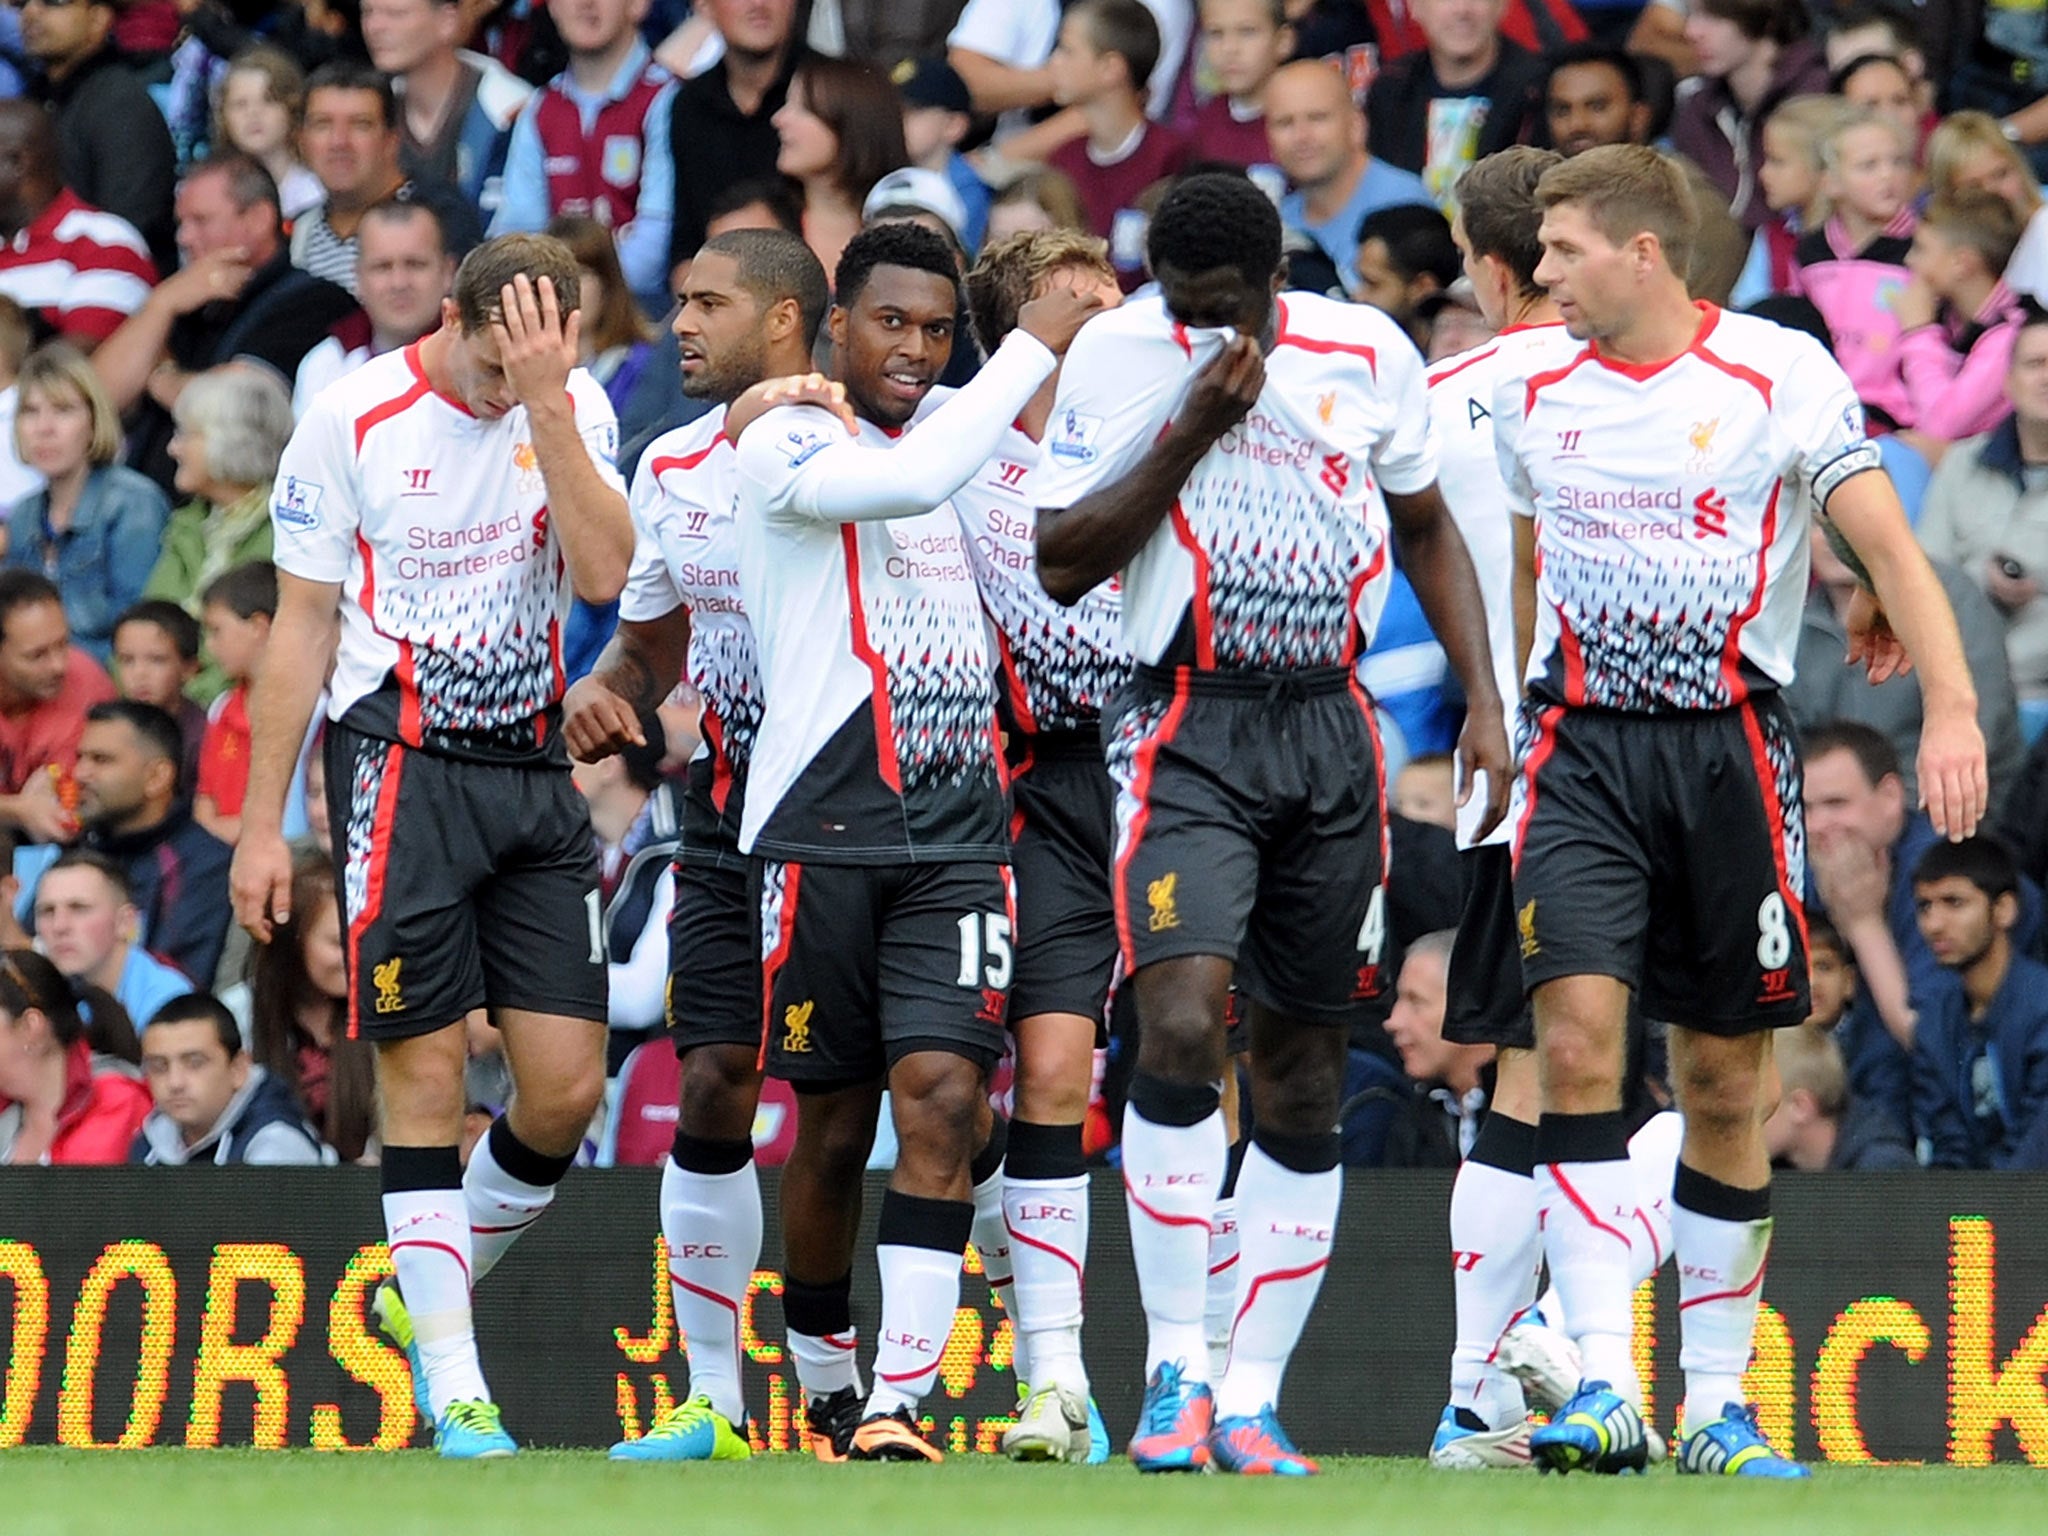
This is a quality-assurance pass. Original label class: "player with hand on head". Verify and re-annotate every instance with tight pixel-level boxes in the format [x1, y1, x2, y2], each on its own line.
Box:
[1497, 146, 1985, 1480]
[727, 220, 1101, 1464]
[955, 228, 1128, 1464]
[1034, 170, 1512, 1476]
[231, 233, 634, 1458]
[562, 228, 890, 1464]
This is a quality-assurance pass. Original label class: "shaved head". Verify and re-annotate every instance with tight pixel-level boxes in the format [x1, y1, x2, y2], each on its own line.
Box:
[0, 101, 59, 229]
[1266, 58, 1355, 115]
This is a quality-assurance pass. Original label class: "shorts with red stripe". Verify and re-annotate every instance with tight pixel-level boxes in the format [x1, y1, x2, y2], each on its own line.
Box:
[665, 758, 760, 1055]
[326, 722, 606, 1040]
[757, 859, 1014, 1089]
[1103, 663, 1389, 1026]
[1008, 730, 1117, 1027]
[1508, 694, 1810, 1035]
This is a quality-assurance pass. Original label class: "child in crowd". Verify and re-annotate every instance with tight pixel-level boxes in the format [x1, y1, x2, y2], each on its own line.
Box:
[1048, 0, 1191, 288]
[1392, 752, 1457, 832]
[1926, 111, 2048, 305]
[194, 561, 276, 845]
[1188, 0, 1294, 196]
[111, 600, 204, 796]
[214, 47, 325, 221]
[1795, 109, 1919, 427]
[895, 57, 992, 252]
[1740, 95, 1846, 303]
[1804, 916, 1859, 1033]
[1895, 190, 2028, 441]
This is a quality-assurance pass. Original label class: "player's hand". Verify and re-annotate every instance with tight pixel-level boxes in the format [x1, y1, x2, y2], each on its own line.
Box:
[1455, 705, 1514, 843]
[231, 826, 297, 945]
[1844, 587, 1913, 684]
[1173, 335, 1265, 450]
[1016, 283, 1106, 356]
[159, 249, 253, 316]
[12, 769, 74, 845]
[1918, 702, 1989, 841]
[563, 674, 645, 763]
[494, 273, 579, 409]
[724, 373, 858, 442]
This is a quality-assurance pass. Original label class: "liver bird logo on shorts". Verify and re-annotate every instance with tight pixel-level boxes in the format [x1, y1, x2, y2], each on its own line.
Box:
[373, 958, 404, 1015]
[1518, 900, 1540, 960]
[782, 999, 815, 1053]
[1148, 872, 1180, 933]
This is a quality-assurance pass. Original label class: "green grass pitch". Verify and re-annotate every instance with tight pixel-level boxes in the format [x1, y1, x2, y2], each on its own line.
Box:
[7, 1450, 2035, 1536]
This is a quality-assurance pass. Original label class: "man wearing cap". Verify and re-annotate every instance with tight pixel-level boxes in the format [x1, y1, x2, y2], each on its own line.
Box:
[863, 167, 974, 257]
[895, 57, 991, 252]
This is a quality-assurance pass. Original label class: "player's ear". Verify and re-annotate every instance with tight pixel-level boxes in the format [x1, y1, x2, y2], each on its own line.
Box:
[439, 296, 460, 335]
[827, 304, 848, 351]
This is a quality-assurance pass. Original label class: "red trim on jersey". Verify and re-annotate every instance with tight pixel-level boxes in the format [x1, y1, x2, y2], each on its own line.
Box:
[1721, 482, 1782, 703]
[1111, 672, 1193, 972]
[1427, 343, 1502, 389]
[1679, 1257, 1768, 1311]
[1170, 323, 1193, 358]
[988, 622, 1040, 735]
[1011, 414, 1042, 443]
[1497, 320, 1566, 337]
[1740, 697, 1810, 958]
[352, 372, 432, 453]
[1166, 500, 1216, 668]
[353, 529, 424, 746]
[1557, 609, 1587, 704]
[1523, 349, 1599, 414]
[405, 341, 474, 416]
[702, 704, 735, 813]
[1511, 706, 1561, 872]
[1273, 299, 1377, 372]
[1341, 540, 1388, 665]
[1547, 1164, 1633, 1248]
[1691, 339, 1774, 405]
[651, 438, 725, 478]
[757, 863, 802, 1070]
[840, 525, 902, 795]
[344, 743, 406, 1039]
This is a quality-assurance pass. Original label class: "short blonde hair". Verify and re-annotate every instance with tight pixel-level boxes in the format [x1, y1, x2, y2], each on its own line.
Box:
[964, 229, 1115, 353]
[1536, 145, 1697, 282]
[1819, 107, 1914, 175]
[1928, 110, 2046, 217]
[1774, 1025, 1848, 1118]
[1764, 95, 1854, 222]
[16, 343, 122, 467]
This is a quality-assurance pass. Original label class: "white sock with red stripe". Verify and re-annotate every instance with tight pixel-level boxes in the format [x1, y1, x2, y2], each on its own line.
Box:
[1121, 1077, 1226, 1382]
[969, 1133, 1023, 1380]
[784, 1274, 863, 1402]
[1449, 1115, 1540, 1430]
[383, 1148, 487, 1418]
[463, 1119, 573, 1285]
[1203, 1198, 1239, 1383]
[1535, 1112, 1639, 1401]
[1003, 1120, 1090, 1395]
[1673, 1162, 1773, 1432]
[865, 1192, 973, 1418]
[661, 1137, 762, 1426]
[1628, 1111, 1683, 1282]
[1215, 1132, 1339, 1421]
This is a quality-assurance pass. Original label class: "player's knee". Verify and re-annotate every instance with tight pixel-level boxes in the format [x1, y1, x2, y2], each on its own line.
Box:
[524, 1058, 607, 1147]
[1013, 1044, 1091, 1124]
[1538, 1019, 1624, 1099]
[1672, 1055, 1767, 1136]
[678, 1045, 762, 1140]
[1133, 1000, 1226, 1083]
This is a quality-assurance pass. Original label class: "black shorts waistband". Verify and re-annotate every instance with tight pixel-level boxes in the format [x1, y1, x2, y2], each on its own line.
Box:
[1526, 689, 1782, 723]
[1133, 663, 1356, 700]
[1015, 726, 1103, 760]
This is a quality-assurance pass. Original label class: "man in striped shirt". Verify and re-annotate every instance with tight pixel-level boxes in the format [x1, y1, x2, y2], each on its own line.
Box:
[0, 101, 155, 348]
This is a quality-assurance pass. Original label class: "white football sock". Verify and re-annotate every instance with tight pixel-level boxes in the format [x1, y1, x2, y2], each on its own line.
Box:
[969, 1160, 1024, 1381]
[866, 1241, 966, 1418]
[661, 1155, 762, 1425]
[1627, 1111, 1683, 1284]
[1674, 1178, 1773, 1433]
[1203, 1198, 1239, 1383]
[462, 1126, 558, 1286]
[1121, 1103, 1225, 1381]
[1537, 1157, 1640, 1400]
[1448, 1155, 1540, 1429]
[1004, 1172, 1090, 1394]
[789, 1329, 862, 1401]
[1214, 1143, 1339, 1421]
[384, 1189, 488, 1416]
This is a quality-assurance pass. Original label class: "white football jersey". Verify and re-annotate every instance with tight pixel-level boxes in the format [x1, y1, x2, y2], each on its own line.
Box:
[271, 343, 625, 762]
[958, 420, 1129, 736]
[1426, 320, 1579, 849]
[1493, 304, 1880, 714]
[620, 407, 763, 828]
[1031, 292, 1438, 672]
[734, 332, 1057, 864]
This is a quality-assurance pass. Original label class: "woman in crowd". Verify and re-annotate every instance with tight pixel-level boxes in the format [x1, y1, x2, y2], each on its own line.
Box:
[0, 950, 148, 1165]
[772, 55, 911, 278]
[214, 46, 325, 221]
[1928, 111, 2048, 304]
[246, 851, 376, 1164]
[1670, 0, 1830, 228]
[145, 363, 294, 699]
[547, 215, 665, 449]
[5, 346, 169, 664]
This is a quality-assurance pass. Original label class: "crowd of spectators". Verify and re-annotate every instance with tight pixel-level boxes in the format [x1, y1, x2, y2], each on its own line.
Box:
[0, 0, 2045, 1174]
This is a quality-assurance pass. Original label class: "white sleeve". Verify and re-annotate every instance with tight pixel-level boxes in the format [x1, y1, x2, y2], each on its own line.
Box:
[607, 865, 674, 1031]
[269, 398, 359, 584]
[1489, 369, 1539, 520]
[570, 379, 629, 496]
[737, 332, 1056, 524]
[948, 0, 1035, 61]
[1368, 342, 1439, 496]
[1028, 323, 1181, 510]
[618, 446, 688, 623]
[1778, 337, 1883, 510]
